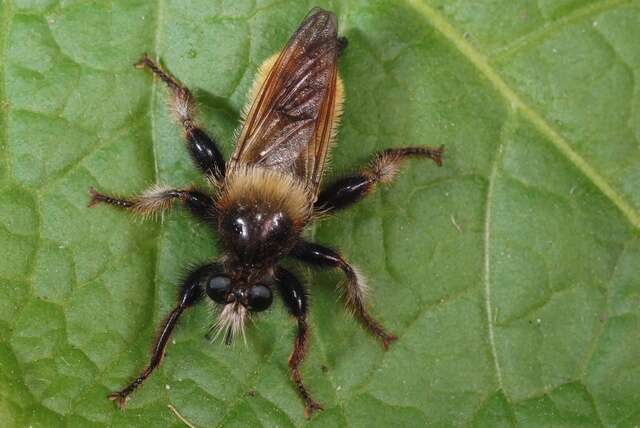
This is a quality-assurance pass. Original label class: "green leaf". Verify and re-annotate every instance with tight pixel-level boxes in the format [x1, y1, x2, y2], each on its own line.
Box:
[1, 0, 639, 426]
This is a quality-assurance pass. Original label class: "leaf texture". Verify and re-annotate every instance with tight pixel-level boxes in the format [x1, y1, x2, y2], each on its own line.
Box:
[0, 0, 639, 426]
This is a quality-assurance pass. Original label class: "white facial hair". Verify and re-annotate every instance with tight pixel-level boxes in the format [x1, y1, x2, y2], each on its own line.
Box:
[210, 302, 248, 345]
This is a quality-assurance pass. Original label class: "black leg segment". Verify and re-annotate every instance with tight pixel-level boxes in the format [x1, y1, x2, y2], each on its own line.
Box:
[276, 267, 308, 317]
[315, 145, 443, 213]
[108, 263, 214, 408]
[291, 241, 396, 348]
[136, 54, 226, 181]
[186, 126, 226, 180]
[315, 175, 370, 212]
[274, 267, 323, 418]
[89, 186, 215, 225]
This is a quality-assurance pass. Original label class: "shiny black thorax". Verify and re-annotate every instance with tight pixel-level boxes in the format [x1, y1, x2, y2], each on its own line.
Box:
[217, 200, 299, 275]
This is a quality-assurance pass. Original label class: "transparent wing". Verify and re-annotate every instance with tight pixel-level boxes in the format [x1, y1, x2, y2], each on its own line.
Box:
[230, 8, 342, 196]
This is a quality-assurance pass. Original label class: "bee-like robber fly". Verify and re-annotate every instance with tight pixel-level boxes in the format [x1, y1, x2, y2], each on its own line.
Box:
[90, 7, 443, 418]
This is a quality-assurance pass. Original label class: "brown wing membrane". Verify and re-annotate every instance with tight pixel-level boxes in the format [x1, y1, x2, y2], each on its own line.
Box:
[230, 8, 341, 196]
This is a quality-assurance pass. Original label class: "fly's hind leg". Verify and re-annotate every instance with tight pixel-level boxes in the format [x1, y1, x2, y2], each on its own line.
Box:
[136, 54, 225, 181]
[315, 145, 443, 213]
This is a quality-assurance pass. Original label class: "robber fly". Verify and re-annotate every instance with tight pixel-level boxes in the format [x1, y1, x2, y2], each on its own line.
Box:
[89, 8, 443, 418]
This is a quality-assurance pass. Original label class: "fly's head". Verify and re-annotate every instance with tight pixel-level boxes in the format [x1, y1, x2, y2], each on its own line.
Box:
[203, 262, 276, 344]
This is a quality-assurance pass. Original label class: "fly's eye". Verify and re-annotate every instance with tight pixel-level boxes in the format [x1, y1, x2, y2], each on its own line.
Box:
[248, 284, 273, 312]
[206, 274, 232, 304]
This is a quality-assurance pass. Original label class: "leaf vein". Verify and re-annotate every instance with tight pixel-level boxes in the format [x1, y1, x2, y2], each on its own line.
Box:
[483, 132, 505, 391]
[490, 0, 632, 62]
[406, 0, 640, 230]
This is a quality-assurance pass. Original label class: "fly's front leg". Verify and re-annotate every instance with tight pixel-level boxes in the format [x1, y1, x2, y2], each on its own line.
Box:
[274, 267, 323, 418]
[89, 186, 214, 224]
[108, 263, 214, 408]
[136, 54, 226, 181]
[315, 145, 443, 213]
[291, 241, 396, 348]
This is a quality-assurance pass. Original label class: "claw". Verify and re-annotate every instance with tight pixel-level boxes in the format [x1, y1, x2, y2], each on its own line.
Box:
[108, 391, 129, 410]
[88, 187, 101, 208]
[381, 333, 397, 350]
[134, 53, 151, 69]
[304, 400, 324, 419]
[430, 145, 444, 167]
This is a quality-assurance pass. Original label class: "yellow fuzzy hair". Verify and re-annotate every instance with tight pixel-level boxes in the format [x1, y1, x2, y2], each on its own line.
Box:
[322, 73, 344, 177]
[217, 165, 313, 226]
[240, 53, 279, 124]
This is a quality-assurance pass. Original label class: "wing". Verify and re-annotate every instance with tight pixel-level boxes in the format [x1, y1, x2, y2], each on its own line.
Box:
[229, 8, 343, 197]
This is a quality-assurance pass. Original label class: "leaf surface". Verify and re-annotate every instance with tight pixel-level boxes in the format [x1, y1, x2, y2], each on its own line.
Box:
[1, 0, 639, 426]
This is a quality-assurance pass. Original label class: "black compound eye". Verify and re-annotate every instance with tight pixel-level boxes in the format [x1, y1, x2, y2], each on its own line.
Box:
[247, 284, 273, 312]
[206, 274, 232, 304]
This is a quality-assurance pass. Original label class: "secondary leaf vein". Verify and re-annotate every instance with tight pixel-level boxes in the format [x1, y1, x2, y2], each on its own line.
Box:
[483, 134, 504, 391]
[406, 0, 640, 230]
[491, 0, 632, 62]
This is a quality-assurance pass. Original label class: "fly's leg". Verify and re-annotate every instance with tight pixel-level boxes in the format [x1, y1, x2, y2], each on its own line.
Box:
[315, 146, 443, 213]
[292, 241, 396, 348]
[136, 54, 226, 181]
[89, 186, 214, 224]
[108, 264, 214, 408]
[274, 267, 323, 418]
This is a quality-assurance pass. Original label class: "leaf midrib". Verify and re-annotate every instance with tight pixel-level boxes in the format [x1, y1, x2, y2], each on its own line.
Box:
[407, 0, 640, 230]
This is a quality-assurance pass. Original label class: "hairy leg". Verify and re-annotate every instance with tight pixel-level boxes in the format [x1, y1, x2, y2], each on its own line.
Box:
[315, 145, 443, 212]
[89, 185, 214, 224]
[136, 54, 226, 181]
[108, 263, 214, 408]
[274, 267, 323, 418]
[291, 241, 396, 348]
